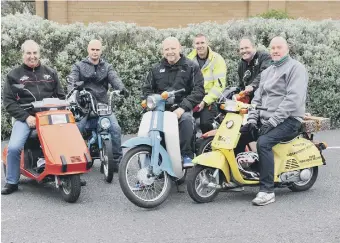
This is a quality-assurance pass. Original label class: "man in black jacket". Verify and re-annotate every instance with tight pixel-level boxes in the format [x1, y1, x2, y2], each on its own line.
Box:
[238, 37, 272, 96]
[68, 39, 128, 171]
[142, 37, 205, 168]
[2, 40, 65, 195]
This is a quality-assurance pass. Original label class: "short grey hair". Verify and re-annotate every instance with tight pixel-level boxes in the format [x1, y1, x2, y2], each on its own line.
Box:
[21, 40, 40, 53]
[240, 36, 256, 47]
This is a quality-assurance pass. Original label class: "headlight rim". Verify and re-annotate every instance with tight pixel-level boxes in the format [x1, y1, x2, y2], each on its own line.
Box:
[146, 96, 157, 110]
[100, 117, 111, 129]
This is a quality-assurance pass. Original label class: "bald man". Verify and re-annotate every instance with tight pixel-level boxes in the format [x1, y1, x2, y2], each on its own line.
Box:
[142, 37, 204, 168]
[235, 36, 309, 206]
[2, 40, 65, 194]
[68, 39, 129, 174]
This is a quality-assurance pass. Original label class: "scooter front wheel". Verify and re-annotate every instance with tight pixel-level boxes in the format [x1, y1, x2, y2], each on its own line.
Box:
[187, 165, 220, 203]
[118, 145, 172, 208]
[196, 136, 214, 155]
[59, 175, 81, 203]
[102, 139, 114, 183]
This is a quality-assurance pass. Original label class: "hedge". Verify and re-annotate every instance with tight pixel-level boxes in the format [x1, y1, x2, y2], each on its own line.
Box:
[1, 14, 340, 139]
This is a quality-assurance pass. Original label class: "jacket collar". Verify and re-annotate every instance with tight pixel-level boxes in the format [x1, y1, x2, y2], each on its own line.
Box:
[272, 55, 290, 67]
[22, 63, 41, 71]
[84, 57, 105, 65]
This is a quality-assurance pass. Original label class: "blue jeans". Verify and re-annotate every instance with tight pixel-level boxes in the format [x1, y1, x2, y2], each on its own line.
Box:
[235, 117, 301, 192]
[76, 113, 122, 160]
[6, 121, 31, 184]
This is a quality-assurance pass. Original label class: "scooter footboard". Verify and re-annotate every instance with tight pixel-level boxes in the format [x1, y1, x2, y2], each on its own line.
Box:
[193, 151, 231, 182]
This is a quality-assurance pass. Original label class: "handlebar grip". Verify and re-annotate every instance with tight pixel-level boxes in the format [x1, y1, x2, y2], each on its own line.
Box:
[20, 103, 33, 108]
[174, 88, 186, 94]
[257, 106, 268, 111]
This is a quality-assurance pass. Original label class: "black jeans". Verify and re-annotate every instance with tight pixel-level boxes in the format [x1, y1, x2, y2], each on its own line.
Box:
[235, 117, 302, 192]
[179, 112, 195, 158]
[194, 103, 218, 134]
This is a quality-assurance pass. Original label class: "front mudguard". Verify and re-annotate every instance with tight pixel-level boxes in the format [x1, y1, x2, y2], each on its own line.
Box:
[192, 150, 231, 182]
[121, 137, 177, 178]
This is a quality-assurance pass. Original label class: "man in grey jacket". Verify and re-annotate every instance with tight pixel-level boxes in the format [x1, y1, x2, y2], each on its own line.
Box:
[68, 39, 128, 172]
[235, 36, 308, 206]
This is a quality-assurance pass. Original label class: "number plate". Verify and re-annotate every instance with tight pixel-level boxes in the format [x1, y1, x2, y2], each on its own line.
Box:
[50, 114, 67, 124]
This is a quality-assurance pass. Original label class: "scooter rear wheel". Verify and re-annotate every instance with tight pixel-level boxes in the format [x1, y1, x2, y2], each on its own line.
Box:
[59, 175, 81, 203]
[102, 139, 114, 183]
[118, 145, 172, 209]
[187, 165, 220, 203]
[288, 166, 318, 192]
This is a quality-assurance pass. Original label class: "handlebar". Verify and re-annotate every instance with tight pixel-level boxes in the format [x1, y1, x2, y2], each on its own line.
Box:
[256, 106, 268, 111]
[20, 103, 33, 109]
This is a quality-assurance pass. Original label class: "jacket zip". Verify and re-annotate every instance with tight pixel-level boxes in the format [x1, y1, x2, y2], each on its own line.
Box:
[33, 68, 41, 101]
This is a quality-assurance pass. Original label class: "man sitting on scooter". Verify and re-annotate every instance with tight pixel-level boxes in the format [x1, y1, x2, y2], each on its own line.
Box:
[237, 37, 272, 101]
[2, 40, 65, 195]
[68, 39, 129, 172]
[142, 37, 205, 168]
[235, 36, 308, 206]
[187, 34, 227, 134]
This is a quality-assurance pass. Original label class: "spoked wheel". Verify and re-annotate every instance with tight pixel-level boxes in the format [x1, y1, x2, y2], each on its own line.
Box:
[288, 167, 318, 192]
[187, 165, 220, 203]
[118, 145, 171, 208]
[59, 175, 81, 203]
[101, 139, 114, 183]
[197, 136, 214, 155]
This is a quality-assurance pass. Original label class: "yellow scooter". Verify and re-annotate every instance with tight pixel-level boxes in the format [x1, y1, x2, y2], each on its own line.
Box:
[187, 99, 327, 203]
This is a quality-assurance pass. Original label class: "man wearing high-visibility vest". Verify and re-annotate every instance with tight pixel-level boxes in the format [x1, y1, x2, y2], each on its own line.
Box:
[187, 34, 227, 134]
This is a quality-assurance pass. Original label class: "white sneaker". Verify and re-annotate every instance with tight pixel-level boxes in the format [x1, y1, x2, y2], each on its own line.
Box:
[252, 192, 275, 206]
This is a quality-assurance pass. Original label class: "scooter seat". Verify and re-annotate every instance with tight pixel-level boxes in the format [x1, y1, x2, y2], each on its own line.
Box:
[29, 129, 39, 139]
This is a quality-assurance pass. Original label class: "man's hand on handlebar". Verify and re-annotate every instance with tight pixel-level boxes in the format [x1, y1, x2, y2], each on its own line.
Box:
[26, 116, 36, 128]
[173, 107, 185, 119]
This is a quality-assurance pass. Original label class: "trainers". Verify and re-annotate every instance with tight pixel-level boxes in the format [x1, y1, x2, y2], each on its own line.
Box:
[252, 192, 275, 206]
[1, 183, 18, 195]
[182, 156, 194, 168]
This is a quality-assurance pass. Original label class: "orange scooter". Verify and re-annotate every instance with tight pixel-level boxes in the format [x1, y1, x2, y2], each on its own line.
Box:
[2, 84, 92, 203]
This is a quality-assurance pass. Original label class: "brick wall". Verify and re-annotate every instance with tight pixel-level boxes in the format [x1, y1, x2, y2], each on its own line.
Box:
[36, 1, 340, 28]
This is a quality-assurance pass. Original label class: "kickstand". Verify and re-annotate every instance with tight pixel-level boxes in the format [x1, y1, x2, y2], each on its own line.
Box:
[175, 182, 185, 193]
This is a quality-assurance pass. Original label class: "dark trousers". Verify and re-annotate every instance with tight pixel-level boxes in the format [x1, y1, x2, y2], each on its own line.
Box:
[195, 104, 218, 134]
[235, 118, 301, 192]
[179, 112, 195, 158]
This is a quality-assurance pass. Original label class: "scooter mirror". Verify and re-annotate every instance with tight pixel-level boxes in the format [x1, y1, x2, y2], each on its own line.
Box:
[12, 84, 25, 92]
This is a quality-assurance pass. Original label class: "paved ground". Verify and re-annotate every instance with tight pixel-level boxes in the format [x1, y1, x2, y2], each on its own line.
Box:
[1, 130, 340, 243]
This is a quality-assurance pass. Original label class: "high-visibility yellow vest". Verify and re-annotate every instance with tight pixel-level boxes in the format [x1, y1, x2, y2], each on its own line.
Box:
[187, 47, 227, 105]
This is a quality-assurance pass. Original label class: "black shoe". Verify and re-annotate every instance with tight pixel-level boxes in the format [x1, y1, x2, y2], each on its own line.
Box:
[80, 179, 87, 186]
[1, 183, 18, 195]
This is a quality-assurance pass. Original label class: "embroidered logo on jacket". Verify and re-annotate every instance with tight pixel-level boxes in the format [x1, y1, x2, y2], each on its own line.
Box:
[19, 75, 29, 82]
[43, 74, 52, 80]
[159, 69, 165, 73]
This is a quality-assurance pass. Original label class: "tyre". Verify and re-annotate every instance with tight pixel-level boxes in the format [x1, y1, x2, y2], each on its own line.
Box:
[59, 175, 81, 203]
[196, 136, 214, 155]
[288, 167, 318, 192]
[187, 165, 220, 203]
[118, 145, 172, 208]
[102, 139, 114, 183]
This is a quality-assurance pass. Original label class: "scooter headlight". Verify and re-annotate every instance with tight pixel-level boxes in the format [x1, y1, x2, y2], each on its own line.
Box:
[146, 96, 157, 110]
[100, 117, 110, 129]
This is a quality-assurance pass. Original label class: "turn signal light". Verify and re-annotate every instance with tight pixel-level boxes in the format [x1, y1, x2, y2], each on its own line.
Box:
[239, 109, 248, 114]
[220, 104, 225, 110]
[141, 100, 147, 108]
[161, 91, 169, 100]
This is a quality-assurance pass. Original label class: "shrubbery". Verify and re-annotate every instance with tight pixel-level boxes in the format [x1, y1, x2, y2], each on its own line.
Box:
[1, 14, 340, 138]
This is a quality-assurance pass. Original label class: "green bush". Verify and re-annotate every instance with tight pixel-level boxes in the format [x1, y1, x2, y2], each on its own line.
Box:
[1, 14, 340, 138]
[256, 9, 293, 19]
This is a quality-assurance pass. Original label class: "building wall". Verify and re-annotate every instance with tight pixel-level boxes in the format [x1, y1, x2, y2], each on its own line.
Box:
[36, 1, 340, 28]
